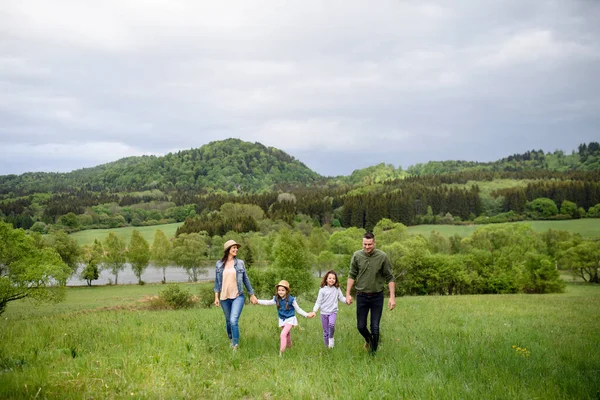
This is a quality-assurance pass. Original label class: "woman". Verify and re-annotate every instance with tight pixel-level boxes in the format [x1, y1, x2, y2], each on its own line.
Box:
[214, 239, 257, 349]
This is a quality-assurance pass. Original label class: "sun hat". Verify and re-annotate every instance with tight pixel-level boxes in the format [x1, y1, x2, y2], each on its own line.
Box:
[275, 280, 290, 291]
[223, 239, 241, 252]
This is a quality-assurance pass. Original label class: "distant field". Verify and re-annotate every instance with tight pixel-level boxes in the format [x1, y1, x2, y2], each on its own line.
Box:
[69, 219, 599, 246]
[69, 222, 183, 246]
[407, 219, 600, 238]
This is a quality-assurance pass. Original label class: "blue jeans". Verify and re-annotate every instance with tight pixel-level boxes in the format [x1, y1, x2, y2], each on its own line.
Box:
[220, 295, 245, 346]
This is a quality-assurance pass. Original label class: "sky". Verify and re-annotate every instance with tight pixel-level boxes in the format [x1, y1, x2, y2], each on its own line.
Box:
[1, 1, 599, 177]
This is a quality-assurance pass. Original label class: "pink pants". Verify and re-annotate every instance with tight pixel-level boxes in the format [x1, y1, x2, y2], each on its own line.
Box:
[280, 324, 293, 353]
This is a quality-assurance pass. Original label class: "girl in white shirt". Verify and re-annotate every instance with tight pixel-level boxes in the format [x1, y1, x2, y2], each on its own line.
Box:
[312, 270, 346, 348]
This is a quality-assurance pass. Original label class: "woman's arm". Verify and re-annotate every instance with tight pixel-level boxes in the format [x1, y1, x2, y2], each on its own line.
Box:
[213, 261, 221, 306]
[238, 260, 257, 303]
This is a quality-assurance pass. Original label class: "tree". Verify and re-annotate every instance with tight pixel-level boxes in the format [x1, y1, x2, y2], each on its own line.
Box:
[30, 221, 48, 234]
[316, 250, 335, 278]
[80, 239, 103, 286]
[428, 231, 451, 254]
[47, 230, 81, 277]
[373, 218, 406, 247]
[382, 235, 430, 295]
[171, 233, 208, 282]
[562, 241, 600, 283]
[539, 229, 578, 262]
[59, 212, 80, 229]
[220, 202, 265, 222]
[271, 229, 313, 297]
[522, 253, 565, 293]
[526, 198, 558, 218]
[308, 227, 329, 275]
[587, 203, 600, 218]
[128, 230, 151, 285]
[560, 200, 578, 218]
[0, 221, 70, 316]
[151, 229, 172, 283]
[104, 232, 127, 285]
[462, 224, 538, 293]
[328, 227, 364, 255]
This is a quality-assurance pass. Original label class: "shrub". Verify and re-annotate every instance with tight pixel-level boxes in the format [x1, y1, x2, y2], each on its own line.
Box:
[587, 203, 600, 217]
[159, 284, 194, 309]
[30, 221, 48, 234]
[522, 254, 565, 294]
[248, 268, 279, 298]
[526, 197, 558, 218]
[197, 283, 216, 308]
[147, 296, 169, 310]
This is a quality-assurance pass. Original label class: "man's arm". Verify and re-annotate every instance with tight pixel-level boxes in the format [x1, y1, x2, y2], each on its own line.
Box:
[346, 278, 355, 305]
[388, 281, 396, 310]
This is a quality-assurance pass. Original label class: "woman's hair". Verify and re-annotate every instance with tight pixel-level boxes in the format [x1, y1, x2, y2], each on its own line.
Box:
[275, 286, 291, 310]
[220, 244, 238, 265]
[320, 270, 339, 288]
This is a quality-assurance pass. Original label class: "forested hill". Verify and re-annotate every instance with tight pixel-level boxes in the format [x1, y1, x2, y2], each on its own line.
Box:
[0, 139, 322, 195]
[1, 140, 599, 195]
[405, 143, 600, 176]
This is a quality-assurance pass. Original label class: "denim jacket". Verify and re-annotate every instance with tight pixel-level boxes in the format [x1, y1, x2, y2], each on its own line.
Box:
[213, 258, 254, 297]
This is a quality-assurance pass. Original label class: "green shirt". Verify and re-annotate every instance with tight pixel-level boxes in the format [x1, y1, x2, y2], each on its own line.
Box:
[349, 248, 395, 293]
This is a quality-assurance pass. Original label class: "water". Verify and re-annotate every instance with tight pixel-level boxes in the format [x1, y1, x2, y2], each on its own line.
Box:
[68, 263, 216, 286]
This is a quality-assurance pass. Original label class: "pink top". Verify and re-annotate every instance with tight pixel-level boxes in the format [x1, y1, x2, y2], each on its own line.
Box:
[219, 266, 238, 300]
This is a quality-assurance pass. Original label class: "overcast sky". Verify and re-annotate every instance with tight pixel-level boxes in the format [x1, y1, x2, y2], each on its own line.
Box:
[1, 1, 599, 177]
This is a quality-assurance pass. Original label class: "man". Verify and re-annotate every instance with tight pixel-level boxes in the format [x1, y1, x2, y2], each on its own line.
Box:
[346, 232, 395, 354]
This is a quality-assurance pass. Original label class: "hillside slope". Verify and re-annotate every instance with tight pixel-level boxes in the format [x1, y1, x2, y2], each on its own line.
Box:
[0, 139, 321, 195]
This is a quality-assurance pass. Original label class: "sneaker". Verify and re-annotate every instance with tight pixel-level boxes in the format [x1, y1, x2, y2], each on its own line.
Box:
[328, 338, 335, 348]
[232, 344, 239, 351]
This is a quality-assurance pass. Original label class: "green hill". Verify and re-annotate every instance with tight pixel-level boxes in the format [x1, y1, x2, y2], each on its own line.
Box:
[406, 144, 600, 176]
[0, 139, 322, 195]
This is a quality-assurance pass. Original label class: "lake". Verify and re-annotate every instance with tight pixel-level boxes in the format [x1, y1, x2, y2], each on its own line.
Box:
[67, 263, 216, 286]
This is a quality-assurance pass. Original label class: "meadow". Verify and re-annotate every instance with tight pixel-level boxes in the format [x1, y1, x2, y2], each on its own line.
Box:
[1, 282, 599, 399]
[68, 219, 600, 247]
[405, 219, 600, 238]
[69, 222, 182, 246]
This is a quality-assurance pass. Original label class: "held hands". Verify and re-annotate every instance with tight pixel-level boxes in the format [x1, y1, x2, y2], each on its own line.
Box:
[307, 312, 316, 319]
[346, 295, 353, 305]
[250, 294, 258, 305]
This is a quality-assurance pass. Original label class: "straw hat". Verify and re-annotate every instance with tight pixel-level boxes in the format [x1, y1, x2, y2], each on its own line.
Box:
[275, 280, 290, 291]
[223, 239, 241, 252]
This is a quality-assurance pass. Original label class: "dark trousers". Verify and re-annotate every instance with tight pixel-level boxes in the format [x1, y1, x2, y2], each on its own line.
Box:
[356, 291, 384, 352]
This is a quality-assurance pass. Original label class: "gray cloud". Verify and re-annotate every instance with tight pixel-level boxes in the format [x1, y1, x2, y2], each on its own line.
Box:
[0, 0, 598, 177]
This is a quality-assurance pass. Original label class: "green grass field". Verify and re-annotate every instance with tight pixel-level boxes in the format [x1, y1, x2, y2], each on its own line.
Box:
[2, 283, 599, 399]
[69, 219, 600, 247]
[69, 222, 183, 246]
[406, 218, 600, 238]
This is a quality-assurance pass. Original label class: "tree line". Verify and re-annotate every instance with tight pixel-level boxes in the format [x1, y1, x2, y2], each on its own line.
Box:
[4, 216, 599, 316]
[1, 142, 600, 234]
[3, 171, 600, 234]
